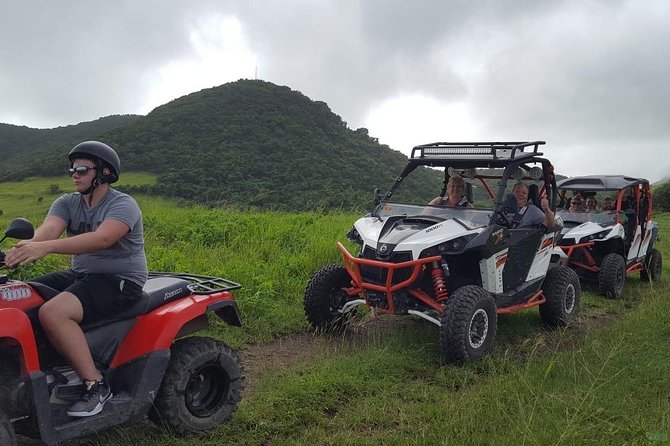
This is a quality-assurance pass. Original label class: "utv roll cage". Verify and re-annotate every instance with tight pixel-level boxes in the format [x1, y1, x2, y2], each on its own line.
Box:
[556, 175, 653, 227]
[376, 141, 559, 225]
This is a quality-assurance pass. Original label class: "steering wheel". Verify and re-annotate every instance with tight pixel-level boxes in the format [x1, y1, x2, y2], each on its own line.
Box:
[493, 208, 514, 227]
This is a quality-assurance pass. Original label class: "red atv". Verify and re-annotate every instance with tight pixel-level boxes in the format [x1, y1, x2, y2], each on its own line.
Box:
[0, 218, 245, 446]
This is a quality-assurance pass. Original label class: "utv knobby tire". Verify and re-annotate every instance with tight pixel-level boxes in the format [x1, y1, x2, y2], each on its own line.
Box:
[0, 409, 16, 446]
[598, 253, 626, 299]
[149, 337, 244, 435]
[540, 266, 580, 327]
[439, 285, 497, 364]
[640, 248, 663, 282]
[304, 264, 355, 331]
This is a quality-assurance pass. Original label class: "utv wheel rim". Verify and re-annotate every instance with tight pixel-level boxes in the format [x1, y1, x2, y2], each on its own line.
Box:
[185, 363, 230, 418]
[564, 284, 576, 314]
[468, 308, 489, 349]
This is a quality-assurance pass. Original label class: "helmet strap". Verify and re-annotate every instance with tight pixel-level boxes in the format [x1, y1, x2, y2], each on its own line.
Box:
[83, 181, 99, 207]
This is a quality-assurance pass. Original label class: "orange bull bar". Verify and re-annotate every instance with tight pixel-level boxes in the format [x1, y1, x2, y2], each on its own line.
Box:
[337, 242, 444, 313]
[559, 241, 599, 272]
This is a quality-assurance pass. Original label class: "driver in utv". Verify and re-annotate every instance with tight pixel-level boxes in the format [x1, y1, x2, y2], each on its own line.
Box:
[4, 141, 147, 418]
[507, 182, 555, 229]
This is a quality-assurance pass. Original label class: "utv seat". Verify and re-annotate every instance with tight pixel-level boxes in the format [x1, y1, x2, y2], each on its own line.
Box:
[528, 184, 540, 206]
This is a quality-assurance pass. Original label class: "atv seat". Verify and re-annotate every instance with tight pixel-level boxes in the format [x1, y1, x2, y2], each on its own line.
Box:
[27, 276, 192, 325]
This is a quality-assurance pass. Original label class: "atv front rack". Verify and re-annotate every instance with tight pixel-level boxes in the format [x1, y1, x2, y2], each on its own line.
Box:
[148, 272, 241, 294]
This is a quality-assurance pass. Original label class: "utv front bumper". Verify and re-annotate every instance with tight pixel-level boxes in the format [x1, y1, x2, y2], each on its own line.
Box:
[337, 242, 445, 313]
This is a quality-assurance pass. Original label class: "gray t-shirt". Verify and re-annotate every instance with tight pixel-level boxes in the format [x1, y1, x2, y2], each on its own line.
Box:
[516, 205, 546, 228]
[48, 188, 148, 287]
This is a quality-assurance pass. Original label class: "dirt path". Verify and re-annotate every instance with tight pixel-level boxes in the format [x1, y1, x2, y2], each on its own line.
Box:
[238, 314, 407, 394]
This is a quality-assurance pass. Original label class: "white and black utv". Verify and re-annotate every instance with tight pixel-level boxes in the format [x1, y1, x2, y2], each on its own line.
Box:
[305, 141, 581, 363]
[556, 175, 662, 299]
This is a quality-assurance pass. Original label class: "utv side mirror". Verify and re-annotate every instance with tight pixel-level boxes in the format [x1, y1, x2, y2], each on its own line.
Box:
[373, 188, 382, 206]
[3, 218, 35, 242]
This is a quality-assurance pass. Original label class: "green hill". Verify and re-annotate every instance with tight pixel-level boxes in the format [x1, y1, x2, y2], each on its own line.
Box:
[0, 80, 438, 211]
[0, 114, 141, 158]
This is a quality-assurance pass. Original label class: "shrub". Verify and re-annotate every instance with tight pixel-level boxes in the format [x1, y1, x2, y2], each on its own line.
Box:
[653, 181, 670, 212]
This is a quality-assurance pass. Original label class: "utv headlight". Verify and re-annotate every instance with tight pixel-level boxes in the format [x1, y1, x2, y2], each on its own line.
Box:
[584, 229, 610, 242]
[436, 234, 477, 254]
[346, 226, 363, 245]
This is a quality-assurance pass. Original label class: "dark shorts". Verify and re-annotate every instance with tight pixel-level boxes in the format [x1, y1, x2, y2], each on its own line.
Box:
[31, 270, 143, 324]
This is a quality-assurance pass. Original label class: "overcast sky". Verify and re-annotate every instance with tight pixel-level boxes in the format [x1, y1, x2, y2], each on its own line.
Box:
[1, 0, 668, 182]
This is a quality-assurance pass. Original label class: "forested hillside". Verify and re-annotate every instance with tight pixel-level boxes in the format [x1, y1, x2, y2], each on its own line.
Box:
[0, 114, 140, 157]
[0, 80, 439, 211]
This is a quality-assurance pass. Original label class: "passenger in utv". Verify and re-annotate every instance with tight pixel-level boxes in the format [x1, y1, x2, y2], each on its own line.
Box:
[602, 197, 614, 212]
[4, 141, 147, 418]
[428, 176, 474, 208]
[507, 182, 555, 229]
[586, 197, 598, 213]
[569, 196, 584, 213]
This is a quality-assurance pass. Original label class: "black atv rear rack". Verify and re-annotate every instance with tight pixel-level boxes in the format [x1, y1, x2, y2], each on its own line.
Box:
[411, 141, 545, 161]
[148, 272, 241, 294]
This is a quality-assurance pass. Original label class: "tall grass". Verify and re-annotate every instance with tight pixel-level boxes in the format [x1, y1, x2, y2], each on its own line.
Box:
[2, 177, 668, 445]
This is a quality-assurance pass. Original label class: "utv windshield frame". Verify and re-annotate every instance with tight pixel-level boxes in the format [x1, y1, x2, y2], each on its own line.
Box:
[374, 141, 558, 225]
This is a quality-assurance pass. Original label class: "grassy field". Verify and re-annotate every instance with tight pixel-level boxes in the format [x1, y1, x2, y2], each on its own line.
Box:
[2, 175, 669, 445]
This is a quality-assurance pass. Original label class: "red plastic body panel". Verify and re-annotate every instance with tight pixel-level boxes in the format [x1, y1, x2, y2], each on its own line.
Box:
[0, 307, 40, 373]
[0, 283, 45, 311]
[110, 291, 235, 368]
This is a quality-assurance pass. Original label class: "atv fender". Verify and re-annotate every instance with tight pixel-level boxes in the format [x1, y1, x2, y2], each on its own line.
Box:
[0, 308, 40, 373]
[110, 292, 239, 368]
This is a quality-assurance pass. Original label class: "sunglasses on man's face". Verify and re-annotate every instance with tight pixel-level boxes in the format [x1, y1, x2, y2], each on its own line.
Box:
[68, 166, 97, 176]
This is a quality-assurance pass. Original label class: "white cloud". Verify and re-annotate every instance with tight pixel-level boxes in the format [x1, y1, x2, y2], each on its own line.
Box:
[139, 14, 258, 113]
[364, 95, 480, 155]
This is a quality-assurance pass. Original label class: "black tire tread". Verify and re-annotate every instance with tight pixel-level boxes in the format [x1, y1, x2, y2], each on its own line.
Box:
[149, 336, 244, 435]
[598, 253, 626, 299]
[304, 264, 353, 330]
[640, 248, 662, 282]
[439, 285, 497, 364]
[540, 266, 580, 327]
[0, 409, 16, 446]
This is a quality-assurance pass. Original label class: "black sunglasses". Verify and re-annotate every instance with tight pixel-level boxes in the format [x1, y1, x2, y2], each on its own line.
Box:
[68, 166, 97, 176]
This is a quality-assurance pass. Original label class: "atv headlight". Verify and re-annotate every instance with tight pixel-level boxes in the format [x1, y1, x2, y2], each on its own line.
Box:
[346, 226, 363, 245]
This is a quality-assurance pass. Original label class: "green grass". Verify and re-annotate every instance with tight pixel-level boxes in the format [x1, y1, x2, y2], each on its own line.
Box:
[2, 177, 669, 445]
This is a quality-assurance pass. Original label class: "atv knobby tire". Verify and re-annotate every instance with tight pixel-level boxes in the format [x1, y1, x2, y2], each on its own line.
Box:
[150, 337, 244, 435]
[304, 264, 356, 331]
[0, 409, 16, 446]
[540, 266, 580, 327]
[439, 285, 497, 364]
[640, 248, 662, 282]
[598, 253, 626, 299]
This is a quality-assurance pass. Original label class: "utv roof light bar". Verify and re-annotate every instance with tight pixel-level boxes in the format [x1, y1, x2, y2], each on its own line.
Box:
[411, 141, 545, 161]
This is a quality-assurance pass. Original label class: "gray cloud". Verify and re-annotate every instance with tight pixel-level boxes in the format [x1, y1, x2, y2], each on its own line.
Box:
[0, 0, 668, 181]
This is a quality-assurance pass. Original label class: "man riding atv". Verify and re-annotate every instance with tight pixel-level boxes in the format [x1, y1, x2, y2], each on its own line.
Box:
[5, 141, 146, 417]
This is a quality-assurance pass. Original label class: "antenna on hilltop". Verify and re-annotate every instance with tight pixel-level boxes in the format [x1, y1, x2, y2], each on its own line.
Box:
[255, 65, 258, 80]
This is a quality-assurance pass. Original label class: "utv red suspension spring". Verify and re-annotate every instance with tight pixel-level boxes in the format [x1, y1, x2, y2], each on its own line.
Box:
[431, 262, 449, 302]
